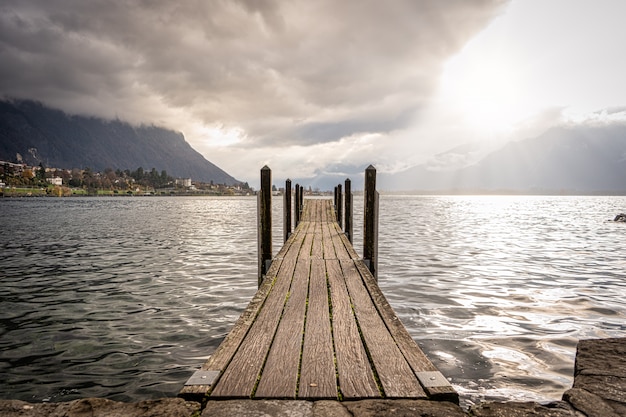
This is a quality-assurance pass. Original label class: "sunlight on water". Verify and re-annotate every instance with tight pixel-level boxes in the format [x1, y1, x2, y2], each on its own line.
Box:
[1, 195, 625, 406]
[376, 195, 626, 407]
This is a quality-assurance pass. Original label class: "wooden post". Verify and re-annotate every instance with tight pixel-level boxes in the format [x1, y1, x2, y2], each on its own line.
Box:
[300, 184, 304, 213]
[258, 166, 272, 287]
[363, 165, 378, 280]
[337, 183, 343, 228]
[284, 179, 292, 243]
[344, 178, 353, 243]
[294, 183, 300, 226]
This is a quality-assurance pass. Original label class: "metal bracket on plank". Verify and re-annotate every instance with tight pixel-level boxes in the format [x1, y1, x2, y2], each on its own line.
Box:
[184, 370, 220, 386]
[416, 371, 450, 388]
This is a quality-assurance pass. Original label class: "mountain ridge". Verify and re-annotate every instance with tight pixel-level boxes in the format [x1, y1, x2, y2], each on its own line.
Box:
[0, 99, 240, 185]
[378, 124, 626, 194]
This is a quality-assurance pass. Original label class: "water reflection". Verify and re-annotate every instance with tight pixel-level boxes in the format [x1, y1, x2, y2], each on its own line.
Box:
[0, 197, 258, 402]
[1, 195, 625, 407]
[377, 195, 626, 407]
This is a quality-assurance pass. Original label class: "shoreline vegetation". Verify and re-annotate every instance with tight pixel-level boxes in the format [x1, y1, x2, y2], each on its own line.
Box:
[0, 185, 256, 198]
[1, 161, 253, 197]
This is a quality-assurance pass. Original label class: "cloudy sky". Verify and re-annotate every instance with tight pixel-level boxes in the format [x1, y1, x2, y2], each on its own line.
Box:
[2, 0, 626, 186]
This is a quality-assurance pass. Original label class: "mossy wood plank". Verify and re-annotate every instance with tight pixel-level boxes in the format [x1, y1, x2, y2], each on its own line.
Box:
[299, 259, 337, 399]
[340, 259, 427, 398]
[300, 226, 314, 259]
[321, 221, 336, 260]
[322, 199, 330, 222]
[352, 260, 458, 402]
[311, 219, 323, 259]
[315, 199, 323, 222]
[255, 258, 310, 398]
[330, 222, 353, 261]
[333, 223, 360, 260]
[178, 270, 276, 400]
[209, 227, 305, 398]
[178, 224, 302, 400]
[326, 259, 380, 399]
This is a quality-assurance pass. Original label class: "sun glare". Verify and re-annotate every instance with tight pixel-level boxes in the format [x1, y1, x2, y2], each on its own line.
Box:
[439, 52, 529, 134]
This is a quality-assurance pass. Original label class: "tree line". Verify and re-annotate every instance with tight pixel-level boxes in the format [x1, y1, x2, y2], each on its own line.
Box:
[1, 163, 175, 191]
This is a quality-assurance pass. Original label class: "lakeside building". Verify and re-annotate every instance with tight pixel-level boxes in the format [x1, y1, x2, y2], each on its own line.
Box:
[175, 178, 192, 187]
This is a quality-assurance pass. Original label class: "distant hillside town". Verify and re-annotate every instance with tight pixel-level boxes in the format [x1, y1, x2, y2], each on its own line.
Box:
[0, 160, 253, 197]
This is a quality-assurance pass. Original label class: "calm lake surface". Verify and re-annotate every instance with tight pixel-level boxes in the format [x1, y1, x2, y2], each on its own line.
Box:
[1, 195, 625, 407]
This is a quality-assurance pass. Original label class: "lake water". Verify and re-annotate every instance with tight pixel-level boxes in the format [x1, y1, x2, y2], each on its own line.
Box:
[1, 195, 625, 407]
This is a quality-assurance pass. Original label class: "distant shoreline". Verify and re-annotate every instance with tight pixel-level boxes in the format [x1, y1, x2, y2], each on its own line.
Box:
[0, 189, 255, 198]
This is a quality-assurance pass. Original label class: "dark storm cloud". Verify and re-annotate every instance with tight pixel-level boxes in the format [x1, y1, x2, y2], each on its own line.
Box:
[0, 0, 508, 146]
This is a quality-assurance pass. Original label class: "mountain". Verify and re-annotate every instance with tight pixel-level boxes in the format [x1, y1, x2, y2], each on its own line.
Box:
[0, 99, 240, 185]
[379, 125, 626, 193]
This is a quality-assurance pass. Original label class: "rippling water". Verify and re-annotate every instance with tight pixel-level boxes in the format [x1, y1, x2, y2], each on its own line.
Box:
[1, 195, 625, 406]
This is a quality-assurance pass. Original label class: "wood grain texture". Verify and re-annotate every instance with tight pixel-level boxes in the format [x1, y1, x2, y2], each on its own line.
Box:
[330, 222, 352, 261]
[209, 225, 305, 398]
[326, 259, 380, 399]
[255, 258, 310, 398]
[334, 222, 360, 260]
[311, 221, 323, 259]
[340, 259, 427, 399]
[179, 228, 294, 401]
[351, 260, 458, 402]
[322, 222, 336, 260]
[299, 258, 337, 399]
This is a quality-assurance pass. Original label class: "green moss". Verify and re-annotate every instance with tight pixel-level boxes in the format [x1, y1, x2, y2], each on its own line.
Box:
[351, 301, 385, 397]
[326, 267, 344, 400]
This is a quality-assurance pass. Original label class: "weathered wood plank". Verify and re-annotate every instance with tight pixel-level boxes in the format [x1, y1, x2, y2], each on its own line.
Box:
[300, 225, 314, 259]
[299, 259, 337, 399]
[255, 258, 310, 398]
[322, 199, 329, 222]
[333, 223, 360, 260]
[340, 259, 427, 399]
[352, 259, 458, 402]
[326, 259, 380, 399]
[330, 222, 352, 261]
[179, 226, 300, 401]
[309, 200, 323, 223]
[321, 221, 336, 260]
[209, 229, 305, 398]
[311, 218, 324, 259]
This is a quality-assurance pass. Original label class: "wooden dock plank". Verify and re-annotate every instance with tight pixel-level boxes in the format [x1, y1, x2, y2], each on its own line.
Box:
[340, 259, 427, 399]
[352, 259, 458, 401]
[179, 225, 299, 400]
[255, 258, 310, 398]
[300, 226, 314, 259]
[209, 231, 304, 398]
[333, 222, 360, 260]
[321, 221, 336, 260]
[311, 221, 323, 259]
[299, 258, 337, 399]
[322, 199, 329, 222]
[330, 222, 353, 261]
[326, 259, 380, 399]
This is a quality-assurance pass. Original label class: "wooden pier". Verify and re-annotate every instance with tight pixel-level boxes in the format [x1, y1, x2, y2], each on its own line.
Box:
[180, 167, 457, 404]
